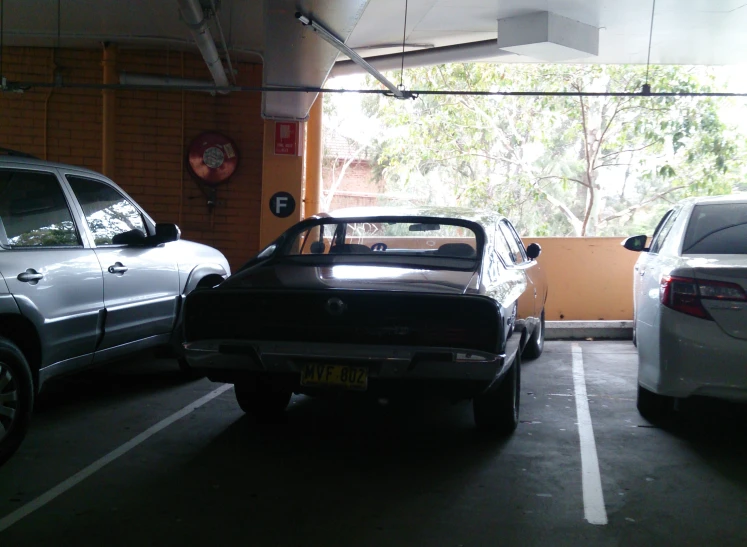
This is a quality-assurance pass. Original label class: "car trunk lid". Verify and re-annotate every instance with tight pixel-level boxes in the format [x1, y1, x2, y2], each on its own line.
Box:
[226, 263, 479, 295]
[685, 255, 747, 339]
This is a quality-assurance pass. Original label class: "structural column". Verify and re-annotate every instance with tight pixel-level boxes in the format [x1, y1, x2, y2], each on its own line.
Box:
[259, 118, 306, 247]
[101, 44, 117, 178]
[304, 95, 324, 218]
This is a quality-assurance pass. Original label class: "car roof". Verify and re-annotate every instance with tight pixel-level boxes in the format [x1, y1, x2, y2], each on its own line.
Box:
[323, 206, 505, 226]
[678, 193, 747, 206]
[0, 154, 105, 177]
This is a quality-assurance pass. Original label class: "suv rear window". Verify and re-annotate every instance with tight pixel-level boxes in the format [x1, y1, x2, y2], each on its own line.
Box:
[682, 202, 747, 255]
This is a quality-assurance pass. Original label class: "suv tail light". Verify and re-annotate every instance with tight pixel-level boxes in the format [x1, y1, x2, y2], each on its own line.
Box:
[660, 276, 747, 319]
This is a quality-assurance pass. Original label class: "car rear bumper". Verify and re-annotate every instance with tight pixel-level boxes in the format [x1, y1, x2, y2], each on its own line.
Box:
[184, 340, 507, 386]
[646, 308, 747, 401]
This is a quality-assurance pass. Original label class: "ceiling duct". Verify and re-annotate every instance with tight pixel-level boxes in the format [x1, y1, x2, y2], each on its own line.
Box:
[497, 12, 599, 62]
[119, 72, 220, 93]
[330, 40, 515, 78]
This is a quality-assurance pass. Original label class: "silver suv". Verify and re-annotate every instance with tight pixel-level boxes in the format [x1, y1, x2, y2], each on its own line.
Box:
[0, 151, 230, 465]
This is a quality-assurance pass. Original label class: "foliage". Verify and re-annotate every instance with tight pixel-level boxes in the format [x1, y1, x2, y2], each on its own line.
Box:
[8, 221, 78, 247]
[353, 64, 747, 236]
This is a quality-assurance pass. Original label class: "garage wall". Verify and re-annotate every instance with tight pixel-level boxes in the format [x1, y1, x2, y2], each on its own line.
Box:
[524, 237, 638, 321]
[0, 46, 264, 271]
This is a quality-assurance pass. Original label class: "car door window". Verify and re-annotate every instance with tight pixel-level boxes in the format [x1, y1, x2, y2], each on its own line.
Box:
[500, 221, 528, 264]
[494, 227, 516, 266]
[649, 209, 678, 254]
[0, 169, 80, 248]
[66, 176, 146, 246]
[497, 222, 525, 265]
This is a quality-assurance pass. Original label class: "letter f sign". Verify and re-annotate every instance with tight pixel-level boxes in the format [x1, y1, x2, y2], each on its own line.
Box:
[275, 196, 288, 215]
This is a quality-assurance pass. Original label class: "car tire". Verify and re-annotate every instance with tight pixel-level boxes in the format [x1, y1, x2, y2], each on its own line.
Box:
[637, 384, 674, 422]
[0, 337, 34, 467]
[234, 379, 292, 419]
[473, 351, 521, 435]
[176, 356, 203, 378]
[522, 309, 545, 360]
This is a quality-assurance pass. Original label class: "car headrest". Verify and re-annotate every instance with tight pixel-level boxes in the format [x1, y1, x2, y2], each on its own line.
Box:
[329, 243, 372, 254]
[436, 243, 475, 258]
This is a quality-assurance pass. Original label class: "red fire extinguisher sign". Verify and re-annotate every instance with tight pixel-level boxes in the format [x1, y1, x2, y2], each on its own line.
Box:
[274, 121, 300, 156]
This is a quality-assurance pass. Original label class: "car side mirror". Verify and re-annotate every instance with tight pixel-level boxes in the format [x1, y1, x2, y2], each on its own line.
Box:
[112, 228, 148, 246]
[622, 235, 648, 252]
[156, 223, 181, 244]
[526, 243, 541, 260]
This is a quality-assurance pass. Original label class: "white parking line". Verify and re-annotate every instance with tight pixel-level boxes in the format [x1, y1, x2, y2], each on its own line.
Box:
[571, 343, 608, 525]
[0, 383, 234, 533]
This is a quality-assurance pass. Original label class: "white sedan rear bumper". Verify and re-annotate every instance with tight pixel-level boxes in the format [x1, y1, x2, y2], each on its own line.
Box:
[645, 307, 747, 401]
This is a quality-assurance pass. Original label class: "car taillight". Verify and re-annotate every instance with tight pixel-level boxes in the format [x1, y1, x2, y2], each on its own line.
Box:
[660, 275, 747, 319]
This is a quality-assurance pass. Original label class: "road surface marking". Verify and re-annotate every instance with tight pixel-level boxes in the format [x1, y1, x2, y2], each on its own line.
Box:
[572, 343, 608, 525]
[0, 383, 233, 533]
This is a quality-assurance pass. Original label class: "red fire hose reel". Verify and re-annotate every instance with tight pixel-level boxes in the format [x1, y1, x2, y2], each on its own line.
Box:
[187, 132, 239, 186]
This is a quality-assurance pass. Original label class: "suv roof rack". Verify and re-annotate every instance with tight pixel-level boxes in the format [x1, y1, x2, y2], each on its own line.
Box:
[0, 147, 39, 159]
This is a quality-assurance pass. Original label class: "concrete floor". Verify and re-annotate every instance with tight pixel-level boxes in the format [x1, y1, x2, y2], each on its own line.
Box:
[1, 341, 747, 546]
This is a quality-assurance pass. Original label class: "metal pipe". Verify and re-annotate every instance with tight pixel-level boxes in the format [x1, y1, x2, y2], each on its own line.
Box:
[296, 12, 404, 99]
[176, 0, 229, 92]
[10, 80, 747, 98]
[330, 40, 515, 78]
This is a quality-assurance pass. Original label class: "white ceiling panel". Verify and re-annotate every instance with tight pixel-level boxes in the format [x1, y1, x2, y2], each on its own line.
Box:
[4, 0, 747, 119]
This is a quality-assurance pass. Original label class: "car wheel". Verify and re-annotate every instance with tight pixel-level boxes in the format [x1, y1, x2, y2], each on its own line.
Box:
[473, 350, 521, 435]
[522, 309, 545, 360]
[632, 321, 637, 347]
[176, 356, 203, 378]
[0, 337, 34, 467]
[636, 384, 674, 423]
[234, 379, 292, 419]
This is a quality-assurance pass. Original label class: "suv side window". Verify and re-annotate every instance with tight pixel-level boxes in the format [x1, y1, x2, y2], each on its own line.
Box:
[67, 176, 146, 246]
[0, 169, 80, 248]
[649, 209, 678, 254]
[499, 221, 528, 264]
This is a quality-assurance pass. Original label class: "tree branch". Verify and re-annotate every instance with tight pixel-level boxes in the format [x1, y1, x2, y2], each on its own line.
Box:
[599, 184, 692, 224]
[600, 141, 658, 160]
[534, 175, 590, 188]
[323, 145, 367, 210]
[537, 186, 583, 236]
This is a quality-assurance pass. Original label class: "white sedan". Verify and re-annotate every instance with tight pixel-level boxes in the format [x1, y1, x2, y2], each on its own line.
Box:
[624, 194, 747, 421]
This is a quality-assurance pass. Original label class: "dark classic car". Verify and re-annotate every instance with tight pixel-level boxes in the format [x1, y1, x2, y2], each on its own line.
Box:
[183, 207, 547, 434]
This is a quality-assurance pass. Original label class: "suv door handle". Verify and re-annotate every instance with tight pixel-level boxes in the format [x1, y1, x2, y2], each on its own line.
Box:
[108, 262, 128, 274]
[17, 269, 44, 283]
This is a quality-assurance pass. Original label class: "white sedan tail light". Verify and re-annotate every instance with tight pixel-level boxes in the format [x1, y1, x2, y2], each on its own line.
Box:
[660, 275, 747, 319]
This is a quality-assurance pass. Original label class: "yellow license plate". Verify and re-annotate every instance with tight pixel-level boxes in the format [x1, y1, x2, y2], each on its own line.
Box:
[300, 364, 368, 391]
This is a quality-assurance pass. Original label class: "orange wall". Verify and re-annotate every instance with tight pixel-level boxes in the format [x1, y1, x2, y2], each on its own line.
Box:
[525, 237, 638, 321]
[0, 47, 264, 272]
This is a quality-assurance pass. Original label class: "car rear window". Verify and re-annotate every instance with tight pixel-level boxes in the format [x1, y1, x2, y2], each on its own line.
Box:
[287, 219, 479, 258]
[682, 202, 747, 255]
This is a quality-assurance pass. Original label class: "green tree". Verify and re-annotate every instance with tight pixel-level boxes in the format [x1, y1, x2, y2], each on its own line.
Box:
[359, 64, 746, 236]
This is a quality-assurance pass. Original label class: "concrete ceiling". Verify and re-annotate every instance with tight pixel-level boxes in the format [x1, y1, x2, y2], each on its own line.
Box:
[348, 0, 747, 65]
[3, 0, 747, 119]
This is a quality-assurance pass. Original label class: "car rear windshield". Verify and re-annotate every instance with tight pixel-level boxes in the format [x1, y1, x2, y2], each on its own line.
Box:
[682, 202, 747, 254]
[286, 219, 479, 259]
